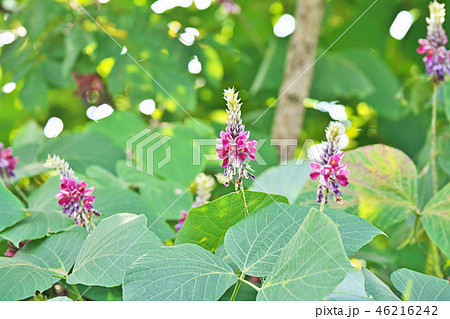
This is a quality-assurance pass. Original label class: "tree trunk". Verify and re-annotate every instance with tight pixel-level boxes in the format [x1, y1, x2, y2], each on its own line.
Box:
[272, 0, 325, 162]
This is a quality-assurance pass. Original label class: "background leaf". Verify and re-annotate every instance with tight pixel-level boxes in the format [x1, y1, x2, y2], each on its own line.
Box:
[250, 161, 311, 203]
[421, 182, 450, 259]
[297, 144, 418, 230]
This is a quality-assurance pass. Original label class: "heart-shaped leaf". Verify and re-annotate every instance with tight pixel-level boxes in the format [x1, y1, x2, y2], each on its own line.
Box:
[257, 208, 353, 301]
[123, 243, 237, 301]
[175, 191, 289, 252]
[224, 203, 382, 277]
[67, 213, 161, 287]
[297, 144, 418, 230]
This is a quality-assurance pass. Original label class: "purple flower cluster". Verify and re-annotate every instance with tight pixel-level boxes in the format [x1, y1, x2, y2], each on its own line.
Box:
[0, 142, 18, 183]
[216, 88, 257, 190]
[308, 122, 349, 205]
[44, 155, 98, 232]
[56, 177, 99, 229]
[417, 1, 450, 83]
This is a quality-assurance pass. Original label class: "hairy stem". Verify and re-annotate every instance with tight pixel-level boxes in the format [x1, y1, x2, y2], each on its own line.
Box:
[431, 84, 438, 195]
[239, 184, 249, 216]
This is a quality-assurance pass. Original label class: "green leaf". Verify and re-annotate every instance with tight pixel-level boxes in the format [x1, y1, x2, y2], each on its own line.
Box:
[15, 227, 87, 278]
[28, 175, 61, 212]
[139, 178, 193, 221]
[421, 182, 450, 259]
[0, 257, 53, 301]
[0, 210, 73, 247]
[175, 191, 289, 252]
[67, 213, 161, 287]
[310, 53, 374, 101]
[0, 182, 28, 232]
[225, 203, 382, 277]
[257, 208, 353, 301]
[86, 111, 147, 148]
[20, 67, 48, 114]
[250, 161, 311, 203]
[340, 49, 403, 119]
[297, 144, 418, 230]
[325, 269, 372, 301]
[123, 243, 237, 301]
[93, 187, 175, 241]
[39, 132, 124, 174]
[391, 268, 450, 301]
[62, 24, 94, 77]
[362, 268, 400, 301]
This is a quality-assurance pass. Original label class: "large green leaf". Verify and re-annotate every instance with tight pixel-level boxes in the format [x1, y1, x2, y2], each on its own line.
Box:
[175, 191, 289, 252]
[39, 132, 124, 174]
[297, 144, 418, 230]
[224, 203, 382, 277]
[257, 208, 353, 301]
[0, 182, 28, 232]
[250, 161, 311, 203]
[363, 268, 400, 301]
[15, 227, 87, 278]
[421, 182, 450, 259]
[0, 210, 73, 247]
[0, 257, 53, 301]
[67, 213, 161, 287]
[391, 268, 450, 301]
[123, 243, 237, 301]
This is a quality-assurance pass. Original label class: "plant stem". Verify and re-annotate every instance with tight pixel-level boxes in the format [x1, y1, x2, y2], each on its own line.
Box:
[239, 184, 249, 216]
[71, 284, 83, 301]
[230, 272, 245, 301]
[239, 277, 262, 292]
[431, 84, 439, 195]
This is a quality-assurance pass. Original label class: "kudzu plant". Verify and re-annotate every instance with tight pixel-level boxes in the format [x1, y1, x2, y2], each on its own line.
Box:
[0, 1, 449, 303]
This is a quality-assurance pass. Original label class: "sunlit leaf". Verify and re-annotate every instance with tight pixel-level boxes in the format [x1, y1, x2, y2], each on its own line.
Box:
[225, 203, 382, 277]
[0, 257, 53, 301]
[123, 244, 237, 301]
[175, 191, 289, 252]
[67, 213, 161, 287]
[257, 208, 353, 301]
